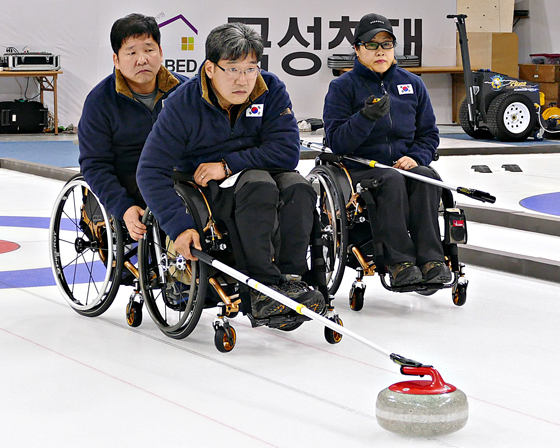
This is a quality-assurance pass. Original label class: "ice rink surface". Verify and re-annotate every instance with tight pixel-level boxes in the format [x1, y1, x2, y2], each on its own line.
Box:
[1, 149, 560, 447]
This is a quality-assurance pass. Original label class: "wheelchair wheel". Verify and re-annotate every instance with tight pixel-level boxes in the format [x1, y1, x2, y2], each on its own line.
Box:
[49, 174, 123, 317]
[138, 187, 208, 340]
[214, 325, 236, 353]
[324, 316, 343, 344]
[349, 283, 365, 311]
[306, 166, 348, 295]
[126, 301, 143, 327]
[453, 281, 468, 306]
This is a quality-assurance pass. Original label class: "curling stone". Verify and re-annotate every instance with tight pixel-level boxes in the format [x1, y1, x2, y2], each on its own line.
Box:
[376, 366, 468, 437]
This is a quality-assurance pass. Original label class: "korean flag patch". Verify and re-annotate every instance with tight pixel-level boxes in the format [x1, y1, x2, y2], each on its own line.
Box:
[397, 84, 414, 95]
[246, 104, 264, 117]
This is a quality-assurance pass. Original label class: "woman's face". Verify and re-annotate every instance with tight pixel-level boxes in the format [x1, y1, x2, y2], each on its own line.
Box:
[355, 31, 395, 74]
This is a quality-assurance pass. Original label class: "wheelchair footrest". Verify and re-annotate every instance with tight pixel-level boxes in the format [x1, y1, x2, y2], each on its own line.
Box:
[379, 274, 457, 293]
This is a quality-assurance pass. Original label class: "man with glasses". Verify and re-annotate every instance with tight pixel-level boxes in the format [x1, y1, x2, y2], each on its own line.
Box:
[323, 13, 451, 287]
[137, 22, 325, 319]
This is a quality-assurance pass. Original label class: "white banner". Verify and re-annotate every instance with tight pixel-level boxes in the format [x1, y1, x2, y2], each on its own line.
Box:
[0, 0, 457, 127]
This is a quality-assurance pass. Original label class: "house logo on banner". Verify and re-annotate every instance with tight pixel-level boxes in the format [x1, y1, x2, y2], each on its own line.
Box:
[156, 13, 422, 78]
[157, 13, 200, 74]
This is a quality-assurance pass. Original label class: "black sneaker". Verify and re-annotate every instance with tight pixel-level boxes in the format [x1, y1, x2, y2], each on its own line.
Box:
[420, 261, 452, 284]
[251, 285, 290, 318]
[387, 262, 423, 287]
[278, 281, 326, 315]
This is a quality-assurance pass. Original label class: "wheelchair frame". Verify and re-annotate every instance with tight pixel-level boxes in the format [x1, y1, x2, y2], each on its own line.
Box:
[306, 155, 468, 312]
[49, 174, 144, 325]
[137, 178, 344, 352]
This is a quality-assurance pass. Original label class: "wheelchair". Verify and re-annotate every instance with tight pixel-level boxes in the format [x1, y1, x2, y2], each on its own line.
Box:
[305, 154, 469, 312]
[136, 175, 344, 352]
[49, 174, 144, 326]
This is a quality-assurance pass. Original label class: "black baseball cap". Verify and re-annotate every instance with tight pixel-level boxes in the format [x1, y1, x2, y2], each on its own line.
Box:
[353, 13, 396, 44]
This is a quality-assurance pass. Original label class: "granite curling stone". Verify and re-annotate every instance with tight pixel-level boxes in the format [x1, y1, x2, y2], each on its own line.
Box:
[376, 366, 468, 437]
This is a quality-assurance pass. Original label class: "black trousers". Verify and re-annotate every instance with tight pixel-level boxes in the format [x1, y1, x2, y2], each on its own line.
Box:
[212, 170, 316, 285]
[350, 166, 444, 266]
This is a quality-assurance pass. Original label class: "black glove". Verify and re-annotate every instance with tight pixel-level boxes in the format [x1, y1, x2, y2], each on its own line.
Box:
[360, 93, 390, 122]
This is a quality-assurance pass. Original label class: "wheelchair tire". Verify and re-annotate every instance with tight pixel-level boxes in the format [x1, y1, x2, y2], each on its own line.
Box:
[453, 281, 468, 306]
[306, 165, 348, 296]
[349, 285, 365, 311]
[324, 316, 343, 344]
[126, 301, 143, 327]
[214, 325, 236, 353]
[138, 186, 207, 340]
[49, 174, 123, 317]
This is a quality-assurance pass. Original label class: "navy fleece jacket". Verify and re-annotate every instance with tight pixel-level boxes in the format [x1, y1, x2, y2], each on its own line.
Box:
[323, 58, 439, 168]
[78, 66, 187, 219]
[137, 64, 300, 241]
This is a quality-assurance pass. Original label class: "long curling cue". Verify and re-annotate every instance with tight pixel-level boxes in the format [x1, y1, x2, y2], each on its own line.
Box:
[191, 247, 424, 369]
[301, 139, 496, 204]
[190, 247, 470, 436]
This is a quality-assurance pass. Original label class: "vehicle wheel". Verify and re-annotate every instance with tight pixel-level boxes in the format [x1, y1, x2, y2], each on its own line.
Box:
[487, 93, 537, 141]
[49, 174, 123, 317]
[324, 316, 343, 344]
[214, 326, 236, 353]
[349, 286, 364, 311]
[126, 301, 143, 327]
[453, 282, 468, 306]
[459, 99, 494, 139]
[306, 166, 349, 296]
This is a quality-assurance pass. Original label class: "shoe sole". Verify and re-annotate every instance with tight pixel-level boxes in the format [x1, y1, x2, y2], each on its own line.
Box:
[425, 274, 452, 284]
[391, 276, 423, 287]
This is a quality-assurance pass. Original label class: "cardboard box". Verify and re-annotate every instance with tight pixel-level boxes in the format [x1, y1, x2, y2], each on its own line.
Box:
[519, 64, 560, 83]
[457, 0, 515, 33]
[457, 32, 518, 78]
[537, 82, 560, 105]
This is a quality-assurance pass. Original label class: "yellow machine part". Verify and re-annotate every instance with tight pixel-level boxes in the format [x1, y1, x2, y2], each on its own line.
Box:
[542, 106, 560, 122]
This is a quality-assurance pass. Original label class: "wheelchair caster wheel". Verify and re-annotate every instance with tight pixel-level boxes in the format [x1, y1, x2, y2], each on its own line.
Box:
[126, 301, 143, 327]
[324, 317, 343, 344]
[453, 281, 468, 306]
[349, 285, 365, 311]
[214, 326, 236, 353]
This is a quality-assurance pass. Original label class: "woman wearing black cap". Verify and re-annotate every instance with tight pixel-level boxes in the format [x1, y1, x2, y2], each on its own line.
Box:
[323, 13, 451, 287]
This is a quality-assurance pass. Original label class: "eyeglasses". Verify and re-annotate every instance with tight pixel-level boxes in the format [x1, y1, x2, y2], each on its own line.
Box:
[358, 41, 396, 50]
[215, 63, 260, 79]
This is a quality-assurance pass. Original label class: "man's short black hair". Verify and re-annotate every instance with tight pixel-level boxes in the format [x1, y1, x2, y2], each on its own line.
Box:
[110, 13, 161, 55]
[205, 22, 263, 63]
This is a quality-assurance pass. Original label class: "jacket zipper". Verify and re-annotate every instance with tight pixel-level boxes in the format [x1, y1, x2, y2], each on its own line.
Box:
[381, 80, 394, 163]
